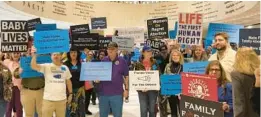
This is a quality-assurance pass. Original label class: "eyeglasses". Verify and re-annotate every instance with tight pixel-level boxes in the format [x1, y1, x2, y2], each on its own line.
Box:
[209, 68, 221, 72]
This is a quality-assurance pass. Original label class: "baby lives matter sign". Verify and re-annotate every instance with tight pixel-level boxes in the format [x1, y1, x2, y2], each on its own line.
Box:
[180, 95, 224, 117]
[147, 17, 169, 39]
[181, 73, 218, 101]
[129, 71, 160, 90]
[1, 20, 29, 52]
[177, 13, 203, 45]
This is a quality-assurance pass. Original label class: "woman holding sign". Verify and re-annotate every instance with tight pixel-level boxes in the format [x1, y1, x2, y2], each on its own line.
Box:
[164, 50, 184, 117]
[132, 45, 160, 117]
[205, 60, 233, 117]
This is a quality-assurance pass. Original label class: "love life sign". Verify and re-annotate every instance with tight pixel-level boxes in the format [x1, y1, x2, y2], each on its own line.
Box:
[1, 20, 29, 52]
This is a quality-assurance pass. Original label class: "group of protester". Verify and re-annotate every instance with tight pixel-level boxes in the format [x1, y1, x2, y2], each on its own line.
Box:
[0, 31, 260, 117]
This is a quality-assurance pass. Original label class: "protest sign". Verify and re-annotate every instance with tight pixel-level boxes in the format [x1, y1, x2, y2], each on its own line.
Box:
[71, 33, 99, 50]
[169, 21, 178, 39]
[112, 36, 134, 52]
[205, 23, 243, 49]
[181, 72, 218, 101]
[177, 13, 203, 45]
[131, 47, 141, 62]
[180, 95, 224, 117]
[239, 28, 260, 55]
[27, 18, 41, 31]
[20, 56, 52, 78]
[183, 61, 209, 74]
[34, 30, 70, 54]
[129, 71, 160, 90]
[91, 17, 107, 29]
[145, 39, 165, 55]
[99, 36, 112, 49]
[35, 24, 56, 31]
[147, 17, 169, 39]
[114, 27, 144, 46]
[70, 24, 90, 35]
[161, 74, 181, 95]
[80, 62, 112, 81]
[1, 20, 29, 52]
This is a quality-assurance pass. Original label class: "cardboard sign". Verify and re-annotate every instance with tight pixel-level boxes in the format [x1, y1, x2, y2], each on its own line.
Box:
[147, 17, 169, 39]
[91, 17, 107, 29]
[27, 18, 41, 31]
[35, 24, 56, 31]
[177, 13, 203, 45]
[1, 20, 29, 52]
[129, 71, 160, 90]
[161, 74, 181, 95]
[183, 61, 209, 74]
[71, 33, 99, 50]
[239, 28, 260, 55]
[114, 27, 145, 47]
[99, 36, 112, 49]
[80, 62, 112, 81]
[181, 72, 218, 101]
[20, 56, 52, 78]
[70, 24, 90, 35]
[34, 30, 70, 54]
[180, 95, 224, 117]
[112, 36, 134, 52]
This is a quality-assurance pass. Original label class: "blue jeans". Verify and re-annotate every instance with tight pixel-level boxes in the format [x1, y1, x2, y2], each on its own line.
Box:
[0, 99, 7, 117]
[99, 95, 123, 117]
[138, 91, 158, 117]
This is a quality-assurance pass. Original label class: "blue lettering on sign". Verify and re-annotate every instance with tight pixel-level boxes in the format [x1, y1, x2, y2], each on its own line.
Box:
[53, 74, 61, 79]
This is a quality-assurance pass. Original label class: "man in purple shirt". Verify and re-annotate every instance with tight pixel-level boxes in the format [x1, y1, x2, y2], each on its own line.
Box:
[96, 42, 129, 117]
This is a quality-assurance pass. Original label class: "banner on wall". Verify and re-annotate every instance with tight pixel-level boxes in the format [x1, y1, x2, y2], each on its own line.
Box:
[180, 95, 224, 117]
[112, 36, 134, 52]
[71, 33, 99, 50]
[70, 24, 90, 35]
[147, 17, 169, 39]
[114, 27, 145, 46]
[20, 56, 52, 78]
[34, 30, 70, 54]
[205, 23, 244, 49]
[36, 24, 56, 31]
[1, 20, 29, 52]
[80, 62, 112, 81]
[99, 36, 112, 49]
[183, 61, 209, 74]
[129, 71, 160, 90]
[177, 13, 203, 45]
[239, 28, 260, 55]
[181, 72, 218, 101]
[91, 17, 107, 29]
[27, 18, 42, 31]
[161, 74, 181, 95]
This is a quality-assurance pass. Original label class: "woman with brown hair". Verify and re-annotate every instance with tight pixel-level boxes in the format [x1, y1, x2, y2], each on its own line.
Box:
[205, 60, 233, 117]
[192, 45, 208, 62]
[231, 47, 260, 117]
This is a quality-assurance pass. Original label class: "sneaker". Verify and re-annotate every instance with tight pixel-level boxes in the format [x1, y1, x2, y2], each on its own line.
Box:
[86, 110, 92, 115]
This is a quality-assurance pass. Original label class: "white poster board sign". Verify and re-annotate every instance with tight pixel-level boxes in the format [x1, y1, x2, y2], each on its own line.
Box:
[129, 70, 160, 90]
[112, 36, 134, 52]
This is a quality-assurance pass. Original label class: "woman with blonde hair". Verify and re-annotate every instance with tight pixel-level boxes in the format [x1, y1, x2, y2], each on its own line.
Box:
[231, 47, 260, 117]
[192, 45, 208, 62]
[205, 60, 233, 117]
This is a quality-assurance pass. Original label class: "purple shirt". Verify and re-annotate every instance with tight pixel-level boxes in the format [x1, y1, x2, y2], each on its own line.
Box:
[98, 56, 129, 96]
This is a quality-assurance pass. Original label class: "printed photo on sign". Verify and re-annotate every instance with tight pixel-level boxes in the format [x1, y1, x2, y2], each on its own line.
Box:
[34, 30, 70, 54]
[129, 71, 160, 90]
[1, 20, 29, 52]
[112, 36, 134, 52]
[177, 13, 203, 45]
[180, 95, 224, 117]
[181, 72, 218, 101]
[70, 24, 90, 35]
[91, 17, 107, 29]
[80, 62, 112, 81]
[20, 56, 52, 78]
[161, 74, 181, 95]
[239, 28, 260, 55]
[35, 24, 56, 31]
[183, 61, 209, 74]
[27, 18, 41, 31]
[71, 33, 99, 50]
[147, 17, 169, 39]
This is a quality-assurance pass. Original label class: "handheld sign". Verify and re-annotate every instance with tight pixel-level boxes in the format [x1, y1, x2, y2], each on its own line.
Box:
[181, 72, 218, 101]
[99, 36, 112, 49]
[129, 71, 160, 90]
[71, 33, 99, 50]
[112, 36, 134, 52]
[145, 39, 165, 55]
[131, 47, 141, 62]
[147, 17, 169, 39]
[20, 56, 52, 78]
[70, 24, 90, 35]
[35, 24, 56, 31]
[180, 95, 224, 117]
[239, 28, 260, 55]
[169, 21, 178, 39]
[91, 17, 107, 29]
[80, 62, 112, 81]
[34, 30, 70, 54]
[177, 13, 203, 45]
[27, 18, 41, 31]
[114, 27, 145, 47]
[1, 20, 29, 52]
[183, 61, 209, 74]
[161, 74, 181, 95]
